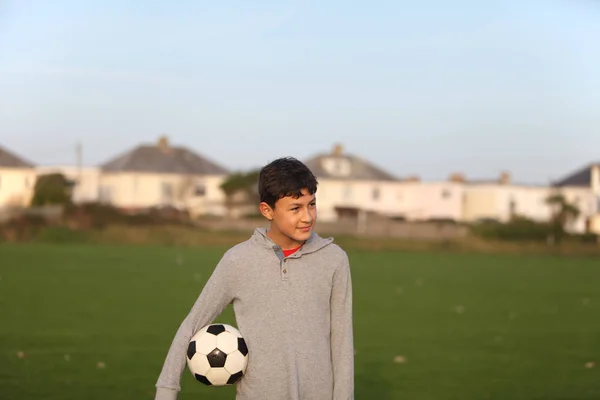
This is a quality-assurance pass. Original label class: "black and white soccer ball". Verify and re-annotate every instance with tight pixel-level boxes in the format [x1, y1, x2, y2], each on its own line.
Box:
[186, 323, 249, 386]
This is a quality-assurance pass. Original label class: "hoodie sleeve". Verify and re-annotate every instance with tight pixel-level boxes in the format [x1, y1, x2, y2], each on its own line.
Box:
[330, 251, 354, 400]
[154, 250, 237, 399]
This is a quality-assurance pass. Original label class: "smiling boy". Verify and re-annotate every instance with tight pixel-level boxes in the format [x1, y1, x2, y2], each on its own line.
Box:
[155, 156, 354, 400]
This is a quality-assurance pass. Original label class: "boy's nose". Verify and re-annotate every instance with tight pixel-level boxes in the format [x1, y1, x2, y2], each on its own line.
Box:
[301, 209, 313, 223]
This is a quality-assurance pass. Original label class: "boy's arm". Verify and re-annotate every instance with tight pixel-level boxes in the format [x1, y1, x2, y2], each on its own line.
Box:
[154, 250, 237, 400]
[330, 251, 354, 400]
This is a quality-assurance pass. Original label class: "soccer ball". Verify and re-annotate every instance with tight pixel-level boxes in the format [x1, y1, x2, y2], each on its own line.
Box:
[186, 323, 249, 386]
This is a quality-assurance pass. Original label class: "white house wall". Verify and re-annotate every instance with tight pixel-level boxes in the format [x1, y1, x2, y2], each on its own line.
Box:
[98, 172, 228, 215]
[0, 168, 36, 208]
[462, 184, 597, 233]
[315, 179, 464, 222]
[463, 185, 545, 223]
[402, 182, 464, 221]
[555, 187, 598, 233]
[589, 215, 600, 235]
[315, 179, 404, 222]
[100, 172, 188, 209]
[462, 185, 498, 222]
[499, 186, 552, 222]
[187, 174, 228, 217]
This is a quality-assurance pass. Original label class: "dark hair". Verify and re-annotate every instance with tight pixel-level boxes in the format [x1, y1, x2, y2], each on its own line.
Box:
[258, 157, 318, 208]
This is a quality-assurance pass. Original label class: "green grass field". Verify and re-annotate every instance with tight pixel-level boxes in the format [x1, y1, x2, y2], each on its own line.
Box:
[1, 242, 599, 400]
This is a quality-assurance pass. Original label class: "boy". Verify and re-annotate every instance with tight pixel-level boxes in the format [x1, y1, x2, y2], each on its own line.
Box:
[154, 157, 354, 400]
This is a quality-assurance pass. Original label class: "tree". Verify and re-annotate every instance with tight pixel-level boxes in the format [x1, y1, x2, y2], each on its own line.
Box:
[220, 170, 260, 217]
[30, 173, 74, 207]
[545, 192, 580, 244]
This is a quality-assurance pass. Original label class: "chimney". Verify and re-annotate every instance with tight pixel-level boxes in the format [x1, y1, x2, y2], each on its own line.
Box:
[332, 143, 344, 157]
[157, 135, 170, 151]
[592, 164, 600, 193]
[403, 175, 420, 183]
[498, 171, 511, 185]
[448, 173, 466, 183]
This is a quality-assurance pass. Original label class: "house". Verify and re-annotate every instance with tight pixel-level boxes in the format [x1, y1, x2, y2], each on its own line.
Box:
[304, 144, 465, 223]
[552, 162, 600, 234]
[463, 177, 551, 222]
[303, 144, 402, 222]
[461, 171, 597, 234]
[553, 162, 600, 192]
[35, 165, 102, 204]
[394, 175, 464, 222]
[98, 136, 230, 217]
[0, 145, 36, 209]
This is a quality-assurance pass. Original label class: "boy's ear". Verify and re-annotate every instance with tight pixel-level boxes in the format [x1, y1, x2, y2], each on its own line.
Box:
[259, 202, 274, 221]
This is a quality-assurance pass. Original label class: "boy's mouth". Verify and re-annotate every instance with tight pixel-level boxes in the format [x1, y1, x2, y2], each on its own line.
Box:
[298, 226, 312, 232]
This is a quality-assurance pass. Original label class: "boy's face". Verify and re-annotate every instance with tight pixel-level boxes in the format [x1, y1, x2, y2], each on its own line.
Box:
[260, 188, 317, 249]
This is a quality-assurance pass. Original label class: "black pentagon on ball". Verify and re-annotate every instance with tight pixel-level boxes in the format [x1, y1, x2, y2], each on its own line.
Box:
[195, 374, 212, 386]
[187, 341, 196, 360]
[237, 338, 248, 356]
[227, 371, 244, 385]
[206, 348, 227, 368]
[206, 324, 226, 335]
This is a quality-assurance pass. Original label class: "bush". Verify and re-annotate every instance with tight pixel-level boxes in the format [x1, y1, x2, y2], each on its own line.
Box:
[426, 217, 458, 225]
[64, 202, 191, 229]
[35, 226, 89, 244]
[31, 173, 73, 206]
[471, 216, 551, 242]
[65, 203, 133, 228]
[573, 233, 599, 244]
[0, 214, 48, 242]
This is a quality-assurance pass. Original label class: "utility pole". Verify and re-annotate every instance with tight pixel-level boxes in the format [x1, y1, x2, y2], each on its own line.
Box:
[76, 141, 82, 177]
[75, 141, 82, 201]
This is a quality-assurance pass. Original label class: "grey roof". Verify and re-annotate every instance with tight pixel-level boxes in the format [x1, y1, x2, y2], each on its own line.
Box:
[100, 139, 228, 175]
[553, 163, 598, 187]
[304, 148, 398, 181]
[0, 145, 34, 168]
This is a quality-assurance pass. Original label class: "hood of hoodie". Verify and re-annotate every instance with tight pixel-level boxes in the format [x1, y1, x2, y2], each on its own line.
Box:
[250, 227, 333, 257]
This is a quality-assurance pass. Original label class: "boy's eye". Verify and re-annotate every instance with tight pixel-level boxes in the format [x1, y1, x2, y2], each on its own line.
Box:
[291, 207, 299, 211]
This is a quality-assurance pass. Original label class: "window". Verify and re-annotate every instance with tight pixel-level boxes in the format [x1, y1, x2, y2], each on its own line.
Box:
[321, 157, 351, 177]
[372, 187, 380, 201]
[509, 197, 517, 217]
[441, 189, 451, 199]
[194, 184, 206, 196]
[161, 182, 173, 202]
[99, 186, 112, 203]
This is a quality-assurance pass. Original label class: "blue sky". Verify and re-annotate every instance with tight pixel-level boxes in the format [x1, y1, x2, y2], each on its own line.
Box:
[1, 0, 599, 184]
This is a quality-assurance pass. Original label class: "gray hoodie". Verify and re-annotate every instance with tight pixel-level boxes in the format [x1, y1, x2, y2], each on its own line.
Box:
[155, 228, 354, 400]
